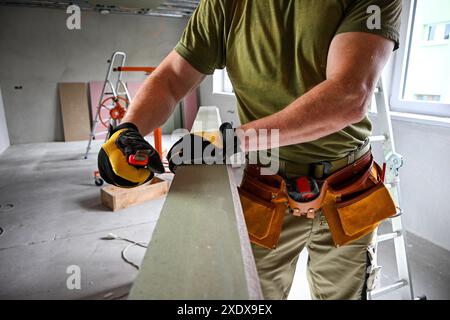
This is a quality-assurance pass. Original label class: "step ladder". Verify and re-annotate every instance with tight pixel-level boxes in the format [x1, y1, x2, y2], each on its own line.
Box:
[366, 79, 414, 300]
[84, 51, 132, 159]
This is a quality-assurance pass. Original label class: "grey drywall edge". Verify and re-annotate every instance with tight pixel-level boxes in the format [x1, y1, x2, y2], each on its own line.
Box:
[0, 85, 10, 154]
[129, 107, 262, 299]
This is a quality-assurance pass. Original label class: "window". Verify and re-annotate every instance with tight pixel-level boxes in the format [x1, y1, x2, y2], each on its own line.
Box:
[424, 22, 450, 43]
[213, 68, 234, 95]
[425, 24, 437, 41]
[391, 0, 450, 117]
[415, 94, 441, 102]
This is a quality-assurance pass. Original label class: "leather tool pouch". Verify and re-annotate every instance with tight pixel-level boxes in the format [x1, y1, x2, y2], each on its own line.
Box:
[322, 152, 397, 247]
[238, 166, 289, 250]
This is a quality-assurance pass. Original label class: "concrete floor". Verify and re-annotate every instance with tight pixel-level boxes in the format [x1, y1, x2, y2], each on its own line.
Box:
[0, 139, 449, 300]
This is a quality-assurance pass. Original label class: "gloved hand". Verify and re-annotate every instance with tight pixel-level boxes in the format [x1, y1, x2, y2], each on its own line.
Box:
[166, 122, 241, 173]
[97, 122, 164, 188]
[219, 122, 241, 160]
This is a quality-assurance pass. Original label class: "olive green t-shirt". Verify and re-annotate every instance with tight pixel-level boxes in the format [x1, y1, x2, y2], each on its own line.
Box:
[175, 0, 401, 163]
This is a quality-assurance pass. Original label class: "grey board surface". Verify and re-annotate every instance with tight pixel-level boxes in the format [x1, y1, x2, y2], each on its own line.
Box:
[129, 165, 252, 299]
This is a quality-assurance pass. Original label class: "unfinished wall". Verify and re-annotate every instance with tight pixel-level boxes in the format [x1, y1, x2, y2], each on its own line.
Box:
[0, 86, 10, 154]
[385, 119, 450, 251]
[0, 7, 188, 144]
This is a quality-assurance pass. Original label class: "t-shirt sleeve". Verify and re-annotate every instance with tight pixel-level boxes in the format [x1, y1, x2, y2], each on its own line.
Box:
[336, 0, 402, 50]
[174, 0, 225, 75]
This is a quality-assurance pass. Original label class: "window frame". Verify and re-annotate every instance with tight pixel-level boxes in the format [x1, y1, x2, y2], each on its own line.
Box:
[390, 0, 450, 117]
[212, 68, 235, 96]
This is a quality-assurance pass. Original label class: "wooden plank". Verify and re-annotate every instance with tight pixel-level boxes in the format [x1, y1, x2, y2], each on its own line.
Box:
[58, 83, 91, 141]
[101, 177, 169, 211]
[129, 107, 262, 299]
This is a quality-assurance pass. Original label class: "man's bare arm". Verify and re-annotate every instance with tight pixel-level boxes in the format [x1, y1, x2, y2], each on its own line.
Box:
[122, 50, 205, 135]
[238, 32, 395, 151]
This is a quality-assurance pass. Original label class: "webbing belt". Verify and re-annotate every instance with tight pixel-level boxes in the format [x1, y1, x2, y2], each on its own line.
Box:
[253, 139, 372, 180]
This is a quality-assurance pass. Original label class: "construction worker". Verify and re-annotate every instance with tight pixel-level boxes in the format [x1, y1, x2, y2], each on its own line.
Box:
[98, 0, 401, 300]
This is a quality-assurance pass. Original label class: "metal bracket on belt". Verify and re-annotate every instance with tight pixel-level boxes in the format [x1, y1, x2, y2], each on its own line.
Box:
[291, 207, 316, 219]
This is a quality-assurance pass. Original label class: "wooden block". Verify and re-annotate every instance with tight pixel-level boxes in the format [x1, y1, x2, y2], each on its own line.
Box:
[101, 177, 169, 211]
[58, 83, 91, 141]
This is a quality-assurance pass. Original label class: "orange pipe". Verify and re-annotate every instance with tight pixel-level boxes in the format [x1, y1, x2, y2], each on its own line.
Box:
[114, 66, 157, 73]
[153, 128, 163, 159]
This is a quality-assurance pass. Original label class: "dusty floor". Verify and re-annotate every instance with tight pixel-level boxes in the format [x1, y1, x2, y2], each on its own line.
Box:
[0, 139, 449, 300]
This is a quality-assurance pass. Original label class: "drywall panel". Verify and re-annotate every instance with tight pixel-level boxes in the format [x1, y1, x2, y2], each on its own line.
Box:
[129, 165, 261, 299]
[88, 81, 111, 140]
[58, 83, 91, 141]
[130, 107, 262, 299]
[0, 86, 10, 154]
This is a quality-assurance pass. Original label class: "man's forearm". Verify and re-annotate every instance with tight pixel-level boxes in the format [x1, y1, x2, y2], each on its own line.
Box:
[238, 78, 372, 152]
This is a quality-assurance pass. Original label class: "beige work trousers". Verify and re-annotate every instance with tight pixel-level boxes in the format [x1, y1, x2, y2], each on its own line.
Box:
[251, 209, 374, 300]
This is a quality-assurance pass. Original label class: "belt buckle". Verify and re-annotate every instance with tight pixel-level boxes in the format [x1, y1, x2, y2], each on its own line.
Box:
[347, 152, 356, 165]
[349, 138, 371, 164]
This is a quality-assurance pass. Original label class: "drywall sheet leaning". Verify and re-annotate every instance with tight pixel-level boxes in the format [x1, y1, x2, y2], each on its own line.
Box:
[88, 81, 110, 141]
[0, 86, 10, 154]
[58, 83, 91, 141]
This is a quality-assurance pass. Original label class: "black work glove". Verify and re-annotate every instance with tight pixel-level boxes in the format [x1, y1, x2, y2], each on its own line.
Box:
[98, 122, 164, 188]
[166, 122, 241, 173]
[219, 122, 241, 160]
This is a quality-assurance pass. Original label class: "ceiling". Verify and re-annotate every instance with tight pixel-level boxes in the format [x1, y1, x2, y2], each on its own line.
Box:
[0, 0, 200, 17]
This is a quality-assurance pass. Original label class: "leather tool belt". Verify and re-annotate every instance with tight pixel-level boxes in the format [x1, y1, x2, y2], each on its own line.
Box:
[238, 165, 289, 250]
[238, 147, 397, 249]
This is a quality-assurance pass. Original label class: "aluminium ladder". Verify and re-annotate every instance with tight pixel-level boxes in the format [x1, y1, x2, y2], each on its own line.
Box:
[366, 79, 414, 300]
[84, 51, 132, 159]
